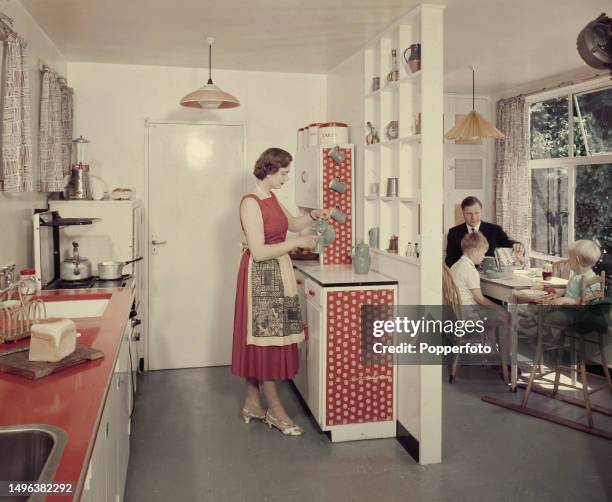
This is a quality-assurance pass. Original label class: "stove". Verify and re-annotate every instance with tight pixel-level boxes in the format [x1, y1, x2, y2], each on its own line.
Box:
[44, 274, 133, 290]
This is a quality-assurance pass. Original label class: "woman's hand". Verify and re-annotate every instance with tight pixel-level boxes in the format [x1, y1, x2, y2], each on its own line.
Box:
[310, 208, 331, 221]
[296, 235, 319, 250]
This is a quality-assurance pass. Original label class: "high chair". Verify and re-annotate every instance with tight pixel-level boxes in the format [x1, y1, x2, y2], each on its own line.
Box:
[518, 271, 612, 438]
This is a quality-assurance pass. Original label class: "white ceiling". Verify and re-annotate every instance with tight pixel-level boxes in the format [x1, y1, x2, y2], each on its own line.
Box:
[20, 0, 610, 93]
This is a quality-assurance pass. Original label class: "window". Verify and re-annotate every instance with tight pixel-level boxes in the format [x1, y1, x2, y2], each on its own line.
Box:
[528, 82, 612, 292]
[531, 168, 568, 256]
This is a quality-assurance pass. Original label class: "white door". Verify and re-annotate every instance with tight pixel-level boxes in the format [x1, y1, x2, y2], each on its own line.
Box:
[147, 122, 245, 369]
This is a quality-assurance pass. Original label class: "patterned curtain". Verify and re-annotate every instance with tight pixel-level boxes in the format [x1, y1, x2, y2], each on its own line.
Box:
[60, 85, 73, 176]
[495, 96, 531, 251]
[38, 69, 64, 192]
[1, 33, 33, 192]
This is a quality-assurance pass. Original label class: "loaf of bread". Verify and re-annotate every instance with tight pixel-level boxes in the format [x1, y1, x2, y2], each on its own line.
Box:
[29, 318, 77, 362]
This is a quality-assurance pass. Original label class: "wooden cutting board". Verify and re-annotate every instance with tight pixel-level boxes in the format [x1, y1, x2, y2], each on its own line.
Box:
[0, 344, 104, 380]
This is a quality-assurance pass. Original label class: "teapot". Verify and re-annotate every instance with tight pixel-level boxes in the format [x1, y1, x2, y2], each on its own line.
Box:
[351, 242, 371, 275]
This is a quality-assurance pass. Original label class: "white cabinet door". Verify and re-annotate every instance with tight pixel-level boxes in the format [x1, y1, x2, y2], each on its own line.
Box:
[293, 290, 308, 401]
[294, 148, 321, 209]
[306, 298, 322, 425]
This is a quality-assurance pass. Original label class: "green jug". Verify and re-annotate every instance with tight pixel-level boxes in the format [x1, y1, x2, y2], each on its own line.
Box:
[352, 242, 371, 275]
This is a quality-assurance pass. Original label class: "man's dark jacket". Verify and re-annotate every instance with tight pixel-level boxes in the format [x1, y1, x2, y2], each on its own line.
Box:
[445, 221, 517, 267]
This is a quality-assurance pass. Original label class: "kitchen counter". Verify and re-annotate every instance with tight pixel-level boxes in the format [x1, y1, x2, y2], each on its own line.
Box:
[0, 286, 134, 501]
[293, 262, 397, 287]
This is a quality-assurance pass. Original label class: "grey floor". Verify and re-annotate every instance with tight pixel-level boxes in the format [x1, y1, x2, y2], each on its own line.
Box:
[125, 365, 612, 502]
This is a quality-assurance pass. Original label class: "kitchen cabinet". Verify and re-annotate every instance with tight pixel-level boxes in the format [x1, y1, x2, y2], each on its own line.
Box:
[81, 319, 132, 502]
[294, 145, 355, 265]
[293, 263, 398, 442]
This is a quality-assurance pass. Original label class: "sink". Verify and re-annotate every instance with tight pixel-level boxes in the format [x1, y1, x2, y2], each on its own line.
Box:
[40, 299, 109, 318]
[0, 424, 67, 501]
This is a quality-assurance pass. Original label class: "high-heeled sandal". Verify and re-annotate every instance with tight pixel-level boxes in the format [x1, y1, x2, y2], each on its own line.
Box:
[264, 411, 304, 436]
[240, 408, 266, 424]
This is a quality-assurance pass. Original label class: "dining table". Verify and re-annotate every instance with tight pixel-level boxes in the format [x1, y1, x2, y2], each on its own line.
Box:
[479, 270, 569, 391]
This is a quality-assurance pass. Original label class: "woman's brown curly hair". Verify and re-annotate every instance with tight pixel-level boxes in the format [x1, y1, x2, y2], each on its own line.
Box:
[253, 148, 292, 180]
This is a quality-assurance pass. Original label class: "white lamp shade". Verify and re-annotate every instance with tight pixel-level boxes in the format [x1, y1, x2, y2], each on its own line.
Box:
[180, 83, 240, 109]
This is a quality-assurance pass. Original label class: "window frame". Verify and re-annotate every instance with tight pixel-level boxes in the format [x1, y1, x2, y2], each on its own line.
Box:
[527, 76, 612, 261]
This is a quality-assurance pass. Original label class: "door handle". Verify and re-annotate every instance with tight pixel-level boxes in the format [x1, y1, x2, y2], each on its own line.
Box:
[151, 239, 167, 245]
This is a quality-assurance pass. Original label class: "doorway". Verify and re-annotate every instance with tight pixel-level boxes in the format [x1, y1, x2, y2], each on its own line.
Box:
[146, 121, 245, 369]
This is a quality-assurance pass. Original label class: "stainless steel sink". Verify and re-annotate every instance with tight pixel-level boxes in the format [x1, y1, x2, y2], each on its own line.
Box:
[0, 424, 67, 501]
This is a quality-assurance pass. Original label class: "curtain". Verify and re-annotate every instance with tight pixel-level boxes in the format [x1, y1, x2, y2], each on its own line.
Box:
[61, 86, 73, 176]
[495, 96, 531, 251]
[1, 33, 33, 192]
[38, 69, 64, 192]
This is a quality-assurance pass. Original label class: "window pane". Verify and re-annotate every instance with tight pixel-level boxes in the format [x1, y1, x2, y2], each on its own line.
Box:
[530, 97, 569, 159]
[575, 164, 612, 292]
[531, 167, 568, 256]
[574, 87, 612, 156]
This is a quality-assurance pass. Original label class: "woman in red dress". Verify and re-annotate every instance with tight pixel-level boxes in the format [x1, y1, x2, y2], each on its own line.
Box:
[232, 148, 329, 436]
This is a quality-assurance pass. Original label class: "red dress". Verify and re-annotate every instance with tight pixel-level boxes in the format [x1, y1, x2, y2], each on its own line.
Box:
[231, 193, 299, 380]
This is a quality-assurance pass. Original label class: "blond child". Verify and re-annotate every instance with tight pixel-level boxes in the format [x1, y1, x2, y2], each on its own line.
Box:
[547, 240, 601, 305]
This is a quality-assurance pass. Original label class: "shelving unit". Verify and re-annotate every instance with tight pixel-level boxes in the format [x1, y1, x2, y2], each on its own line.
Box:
[363, 14, 424, 261]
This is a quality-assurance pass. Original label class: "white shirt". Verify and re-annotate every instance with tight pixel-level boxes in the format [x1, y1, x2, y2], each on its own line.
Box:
[450, 255, 480, 305]
[466, 222, 481, 234]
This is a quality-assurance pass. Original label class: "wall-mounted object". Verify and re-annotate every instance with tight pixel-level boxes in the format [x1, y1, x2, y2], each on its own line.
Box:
[180, 38, 240, 109]
[576, 13, 612, 73]
[404, 44, 421, 73]
[329, 145, 346, 164]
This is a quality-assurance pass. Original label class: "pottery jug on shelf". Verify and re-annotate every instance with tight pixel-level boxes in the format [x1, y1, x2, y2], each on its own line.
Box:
[351, 242, 371, 275]
[403, 44, 421, 73]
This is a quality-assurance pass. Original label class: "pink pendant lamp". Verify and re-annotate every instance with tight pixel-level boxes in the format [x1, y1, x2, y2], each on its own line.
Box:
[445, 66, 504, 140]
[180, 37, 240, 109]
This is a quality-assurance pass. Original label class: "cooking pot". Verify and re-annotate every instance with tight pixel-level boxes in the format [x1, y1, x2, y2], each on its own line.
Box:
[60, 241, 93, 281]
[98, 257, 143, 280]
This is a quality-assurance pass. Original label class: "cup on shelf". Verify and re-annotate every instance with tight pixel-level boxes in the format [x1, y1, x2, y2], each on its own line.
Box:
[372, 77, 380, 92]
[368, 227, 380, 249]
[369, 182, 380, 196]
[386, 177, 399, 197]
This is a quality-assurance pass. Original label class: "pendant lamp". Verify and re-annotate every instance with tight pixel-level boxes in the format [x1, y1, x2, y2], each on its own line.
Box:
[180, 37, 240, 109]
[445, 66, 503, 140]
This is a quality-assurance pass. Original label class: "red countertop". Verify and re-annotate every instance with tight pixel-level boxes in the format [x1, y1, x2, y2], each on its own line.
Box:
[0, 287, 135, 501]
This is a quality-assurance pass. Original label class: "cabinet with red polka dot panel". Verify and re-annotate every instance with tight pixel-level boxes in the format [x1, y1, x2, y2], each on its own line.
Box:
[325, 288, 395, 428]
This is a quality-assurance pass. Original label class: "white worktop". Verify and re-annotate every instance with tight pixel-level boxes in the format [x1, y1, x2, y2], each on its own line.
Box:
[293, 262, 397, 286]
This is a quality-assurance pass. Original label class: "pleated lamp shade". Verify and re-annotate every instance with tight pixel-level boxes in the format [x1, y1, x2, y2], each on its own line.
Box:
[180, 37, 240, 110]
[445, 67, 504, 141]
[444, 110, 504, 140]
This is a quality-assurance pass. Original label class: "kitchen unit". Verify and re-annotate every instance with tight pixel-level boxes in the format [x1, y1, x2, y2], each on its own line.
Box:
[293, 262, 398, 441]
[0, 287, 135, 502]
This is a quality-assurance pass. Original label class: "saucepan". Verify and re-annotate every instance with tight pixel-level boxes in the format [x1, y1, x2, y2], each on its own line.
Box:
[97, 257, 143, 280]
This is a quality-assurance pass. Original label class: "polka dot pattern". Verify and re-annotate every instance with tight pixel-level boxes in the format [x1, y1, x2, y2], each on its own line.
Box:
[325, 289, 395, 426]
[322, 147, 353, 265]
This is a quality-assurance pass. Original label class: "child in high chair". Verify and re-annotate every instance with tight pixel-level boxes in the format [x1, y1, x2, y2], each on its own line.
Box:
[546, 240, 601, 305]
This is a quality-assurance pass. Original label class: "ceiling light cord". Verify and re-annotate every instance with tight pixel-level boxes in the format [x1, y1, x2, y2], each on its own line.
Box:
[207, 38, 213, 85]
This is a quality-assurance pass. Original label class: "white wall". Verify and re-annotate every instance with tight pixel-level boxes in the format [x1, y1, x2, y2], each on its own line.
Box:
[0, 0, 66, 271]
[67, 62, 327, 215]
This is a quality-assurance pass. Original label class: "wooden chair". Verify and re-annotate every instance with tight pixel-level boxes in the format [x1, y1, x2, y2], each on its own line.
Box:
[443, 264, 509, 384]
[552, 259, 572, 280]
[520, 271, 612, 436]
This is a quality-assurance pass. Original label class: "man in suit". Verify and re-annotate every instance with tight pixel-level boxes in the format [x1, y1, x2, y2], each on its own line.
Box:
[445, 196, 524, 267]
